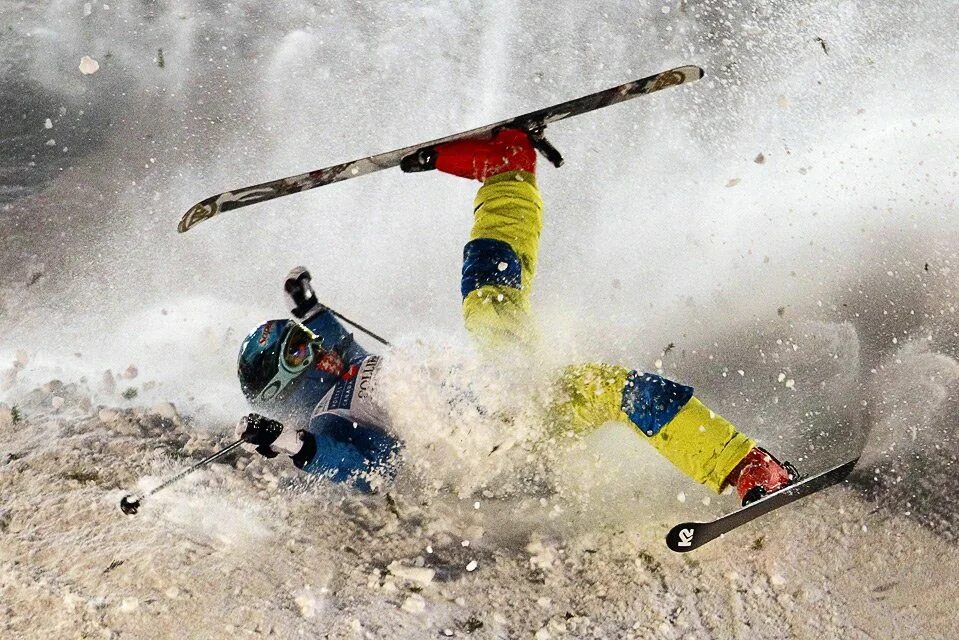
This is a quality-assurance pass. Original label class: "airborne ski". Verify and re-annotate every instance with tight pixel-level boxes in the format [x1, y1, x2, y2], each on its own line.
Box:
[666, 456, 859, 553]
[178, 65, 703, 233]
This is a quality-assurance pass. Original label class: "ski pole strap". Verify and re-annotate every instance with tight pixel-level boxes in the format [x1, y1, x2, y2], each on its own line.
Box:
[329, 309, 392, 347]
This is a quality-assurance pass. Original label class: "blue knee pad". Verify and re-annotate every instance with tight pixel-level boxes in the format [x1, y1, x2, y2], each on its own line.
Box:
[620, 371, 694, 437]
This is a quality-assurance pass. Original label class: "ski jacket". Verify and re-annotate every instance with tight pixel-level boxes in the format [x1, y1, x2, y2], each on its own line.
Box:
[292, 354, 398, 492]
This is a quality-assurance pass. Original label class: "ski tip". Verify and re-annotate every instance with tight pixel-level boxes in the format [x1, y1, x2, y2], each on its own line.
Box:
[674, 65, 705, 81]
[665, 522, 702, 553]
[178, 199, 218, 233]
[647, 66, 705, 93]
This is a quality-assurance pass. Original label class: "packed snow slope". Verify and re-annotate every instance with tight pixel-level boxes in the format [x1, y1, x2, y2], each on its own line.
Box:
[2, 1, 959, 638]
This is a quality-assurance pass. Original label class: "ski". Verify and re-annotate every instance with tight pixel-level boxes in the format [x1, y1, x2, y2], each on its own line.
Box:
[665, 456, 859, 553]
[178, 65, 703, 233]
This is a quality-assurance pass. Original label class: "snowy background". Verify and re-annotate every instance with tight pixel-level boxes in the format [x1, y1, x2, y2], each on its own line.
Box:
[2, 1, 959, 638]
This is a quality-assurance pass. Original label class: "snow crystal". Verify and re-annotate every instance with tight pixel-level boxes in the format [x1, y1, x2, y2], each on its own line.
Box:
[387, 562, 435, 586]
[97, 408, 120, 422]
[401, 594, 426, 614]
[149, 402, 180, 422]
[79, 56, 100, 75]
[118, 598, 139, 613]
[294, 588, 320, 618]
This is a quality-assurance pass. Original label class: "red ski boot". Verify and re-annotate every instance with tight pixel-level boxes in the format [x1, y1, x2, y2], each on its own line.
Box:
[725, 447, 799, 506]
[432, 128, 537, 181]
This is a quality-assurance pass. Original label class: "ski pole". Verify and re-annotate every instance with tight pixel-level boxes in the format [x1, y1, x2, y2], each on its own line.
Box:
[119, 438, 247, 515]
[285, 267, 392, 347]
[327, 309, 392, 347]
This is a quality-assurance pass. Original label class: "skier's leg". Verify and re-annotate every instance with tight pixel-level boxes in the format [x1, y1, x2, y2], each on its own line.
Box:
[434, 130, 543, 353]
[549, 363, 766, 494]
[462, 169, 543, 351]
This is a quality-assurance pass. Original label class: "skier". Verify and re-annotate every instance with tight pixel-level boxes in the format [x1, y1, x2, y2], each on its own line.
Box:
[235, 129, 797, 504]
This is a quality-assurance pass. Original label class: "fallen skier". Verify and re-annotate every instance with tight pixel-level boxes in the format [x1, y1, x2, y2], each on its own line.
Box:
[234, 129, 798, 504]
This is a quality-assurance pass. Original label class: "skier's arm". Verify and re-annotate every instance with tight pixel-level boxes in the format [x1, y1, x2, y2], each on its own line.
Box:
[462, 170, 544, 352]
[549, 363, 756, 493]
[293, 411, 399, 492]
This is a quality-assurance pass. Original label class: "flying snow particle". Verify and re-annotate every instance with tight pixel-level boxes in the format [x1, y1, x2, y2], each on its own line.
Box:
[466, 560, 478, 572]
[785, 379, 795, 389]
[726, 178, 741, 188]
[83, 2, 92, 16]
[79, 56, 100, 75]
[497, 261, 508, 271]
[45, 139, 56, 147]
[661, 5, 670, 13]
[777, 372, 786, 382]
[44, 118, 53, 129]
[677, 491, 686, 503]
[654, 359, 663, 369]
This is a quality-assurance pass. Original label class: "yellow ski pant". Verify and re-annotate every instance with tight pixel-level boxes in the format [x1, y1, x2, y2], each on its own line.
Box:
[460, 171, 755, 492]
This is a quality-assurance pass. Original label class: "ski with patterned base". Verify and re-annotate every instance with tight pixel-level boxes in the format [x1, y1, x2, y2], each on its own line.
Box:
[666, 457, 859, 553]
[178, 65, 703, 233]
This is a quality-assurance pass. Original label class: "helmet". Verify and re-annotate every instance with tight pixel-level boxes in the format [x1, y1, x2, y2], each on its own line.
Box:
[237, 319, 346, 412]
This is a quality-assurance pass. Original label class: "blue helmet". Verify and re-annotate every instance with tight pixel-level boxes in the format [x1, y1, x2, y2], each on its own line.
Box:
[237, 318, 348, 418]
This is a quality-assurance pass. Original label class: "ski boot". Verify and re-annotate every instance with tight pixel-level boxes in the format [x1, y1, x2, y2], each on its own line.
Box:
[401, 128, 539, 181]
[725, 447, 800, 506]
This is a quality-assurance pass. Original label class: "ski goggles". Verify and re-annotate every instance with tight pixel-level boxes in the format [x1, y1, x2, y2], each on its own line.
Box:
[255, 321, 325, 403]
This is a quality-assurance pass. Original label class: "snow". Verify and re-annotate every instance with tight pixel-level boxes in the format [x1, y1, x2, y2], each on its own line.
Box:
[78, 55, 99, 75]
[2, 0, 959, 637]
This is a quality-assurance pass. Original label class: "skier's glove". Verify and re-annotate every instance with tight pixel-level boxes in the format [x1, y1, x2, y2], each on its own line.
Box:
[235, 413, 303, 459]
[285, 266, 327, 320]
